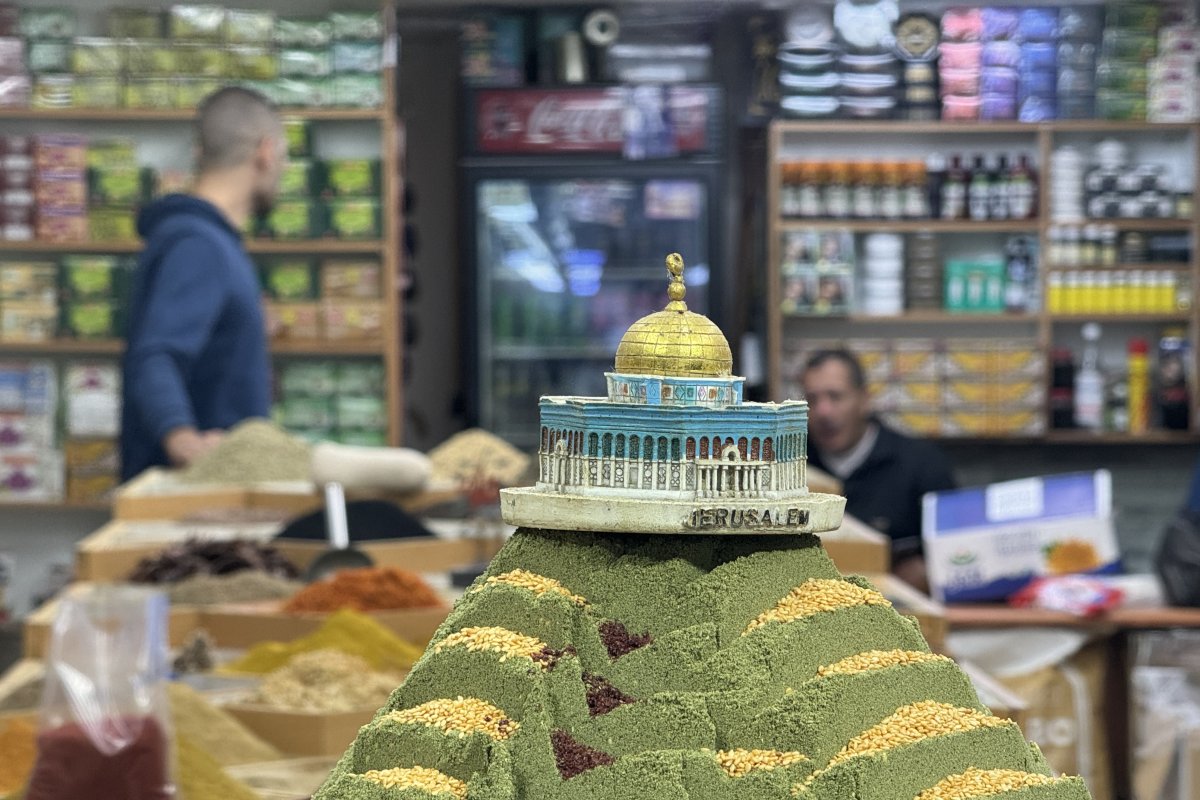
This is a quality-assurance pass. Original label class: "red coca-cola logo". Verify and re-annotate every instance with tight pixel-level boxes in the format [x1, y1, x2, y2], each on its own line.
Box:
[525, 95, 625, 146]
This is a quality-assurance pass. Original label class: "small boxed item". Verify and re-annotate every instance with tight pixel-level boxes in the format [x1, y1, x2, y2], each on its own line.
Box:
[88, 134, 138, 166]
[175, 44, 226, 77]
[27, 41, 70, 74]
[265, 301, 321, 340]
[63, 301, 117, 339]
[0, 302, 58, 341]
[321, 159, 380, 197]
[35, 134, 87, 172]
[64, 437, 118, 472]
[62, 256, 120, 299]
[0, 262, 57, 303]
[36, 208, 88, 242]
[280, 395, 335, 429]
[282, 118, 311, 157]
[32, 74, 74, 109]
[0, 360, 56, 414]
[0, 449, 62, 500]
[19, 8, 74, 39]
[261, 200, 316, 240]
[923, 470, 1119, 603]
[35, 173, 86, 207]
[224, 9, 274, 44]
[71, 38, 124, 74]
[321, 260, 380, 298]
[263, 260, 315, 300]
[326, 199, 381, 239]
[891, 339, 940, 380]
[337, 429, 386, 447]
[0, 412, 55, 448]
[89, 166, 150, 205]
[332, 42, 382, 73]
[168, 4, 225, 41]
[124, 78, 176, 110]
[227, 46, 278, 80]
[275, 18, 332, 48]
[124, 41, 177, 76]
[88, 206, 137, 242]
[67, 472, 118, 504]
[330, 74, 382, 108]
[330, 11, 384, 41]
[272, 77, 333, 108]
[64, 361, 120, 437]
[0, 74, 31, 108]
[71, 76, 122, 109]
[279, 48, 332, 78]
[282, 361, 337, 396]
[335, 395, 386, 429]
[106, 8, 162, 39]
[322, 299, 382, 341]
[278, 159, 314, 198]
[336, 362, 384, 395]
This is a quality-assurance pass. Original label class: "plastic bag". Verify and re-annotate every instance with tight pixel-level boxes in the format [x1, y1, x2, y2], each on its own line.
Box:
[26, 585, 175, 800]
[1131, 630, 1200, 800]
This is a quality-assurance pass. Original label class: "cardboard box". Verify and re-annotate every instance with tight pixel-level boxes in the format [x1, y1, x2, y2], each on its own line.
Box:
[819, 513, 889, 575]
[321, 260, 380, 298]
[922, 470, 1120, 603]
[66, 472, 118, 504]
[64, 437, 117, 472]
[265, 301, 322, 340]
[112, 467, 318, 521]
[322, 299, 382, 340]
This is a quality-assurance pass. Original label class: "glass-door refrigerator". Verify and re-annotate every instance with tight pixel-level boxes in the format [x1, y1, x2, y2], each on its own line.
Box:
[462, 85, 725, 448]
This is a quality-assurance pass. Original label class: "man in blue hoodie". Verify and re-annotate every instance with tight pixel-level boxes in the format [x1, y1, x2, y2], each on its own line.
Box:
[121, 87, 286, 480]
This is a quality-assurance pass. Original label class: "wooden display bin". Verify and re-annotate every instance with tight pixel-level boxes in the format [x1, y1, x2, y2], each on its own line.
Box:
[76, 519, 286, 582]
[22, 583, 202, 659]
[113, 468, 319, 521]
[274, 534, 504, 574]
[820, 513, 890, 575]
[224, 704, 379, 757]
[225, 756, 338, 799]
[199, 602, 450, 650]
[0, 659, 43, 713]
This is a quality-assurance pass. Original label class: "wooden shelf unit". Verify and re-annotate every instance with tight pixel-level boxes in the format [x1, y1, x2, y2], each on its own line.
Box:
[0, 107, 384, 122]
[766, 119, 1200, 444]
[0, 239, 385, 254]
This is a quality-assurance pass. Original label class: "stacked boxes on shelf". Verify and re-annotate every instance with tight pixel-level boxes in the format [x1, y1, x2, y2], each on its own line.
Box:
[0, 259, 55, 341]
[0, 136, 33, 240]
[62, 361, 119, 503]
[1150, 23, 1200, 122]
[275, 360, 386, 446]
[61, 255, 124, 339]
[0, 359, 59, 500]
[0, 255, 129, 341]
[13, 5, 384, 110]
[33, 133, 86, 242]
[1097, 3, 1158, 121]
[261, 258, 383, 343]
[782, 337, 1045, 438]
[86, 138, 143, 242]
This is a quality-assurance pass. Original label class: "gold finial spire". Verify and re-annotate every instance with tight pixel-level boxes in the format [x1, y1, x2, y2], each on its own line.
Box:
[665, 252, 687, 312]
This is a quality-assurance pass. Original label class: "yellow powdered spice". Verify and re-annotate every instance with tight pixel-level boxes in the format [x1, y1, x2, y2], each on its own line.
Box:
[0, 717, 36, 795]
[223, 608, 424, 674]
[481, 569, 588, 606]
[358, 766, 467, 798]
[434, 626, 548, 665]
[177, 733, 261, 800]
[916, 768, 1059, 800]
[167, 682, 281, 766]
[816, 650, 950, 678]
[713, 748, 807, 777]
[745, 579, 890, 634]
[383, 697, 519, 740]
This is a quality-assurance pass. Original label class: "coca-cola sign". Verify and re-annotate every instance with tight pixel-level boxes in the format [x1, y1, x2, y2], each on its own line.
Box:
[474, 87, 714, 155]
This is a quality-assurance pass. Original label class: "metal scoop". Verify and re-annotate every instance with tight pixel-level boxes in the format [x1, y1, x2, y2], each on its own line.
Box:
[303, 482, 373, 582]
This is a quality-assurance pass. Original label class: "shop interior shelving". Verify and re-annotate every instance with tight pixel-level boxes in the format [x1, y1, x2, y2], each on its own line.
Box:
[766, 118, 1200, 445]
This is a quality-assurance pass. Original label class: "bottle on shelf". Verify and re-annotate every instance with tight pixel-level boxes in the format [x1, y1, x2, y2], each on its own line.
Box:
[902, 160, 929, 219]
[798, 162, 823, 218]
[1127, 337, 1150, 435]
[1106, 377, 1130, 433]
[878, 161, 903, 220]
[925, 153, 945, 219]
[825, 161, 852, 219]
[852, 161, 877, 219]
[941, 154, 967, 220]
[1157, 327, 1191, 431]
[968, 154, 991, 222]
[1050, 347, 1076, 429]
[1004, 235, 1034, 314]
[1074, 322, 1104, 430]
[1008, 153, 1038, 220]
[989, 154, 1009, 221]
[780, 162, 801, 218]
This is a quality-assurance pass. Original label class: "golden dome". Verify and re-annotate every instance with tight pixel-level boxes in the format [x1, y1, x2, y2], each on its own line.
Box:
[614, 253, 732, 378]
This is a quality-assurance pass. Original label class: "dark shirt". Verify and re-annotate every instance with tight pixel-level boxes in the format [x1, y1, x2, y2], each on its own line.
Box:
[120, 194, 270, 480]
[809, 422, 956, 562]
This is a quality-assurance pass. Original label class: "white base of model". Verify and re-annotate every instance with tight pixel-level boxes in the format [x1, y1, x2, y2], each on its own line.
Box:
[499, 486, 846, 535]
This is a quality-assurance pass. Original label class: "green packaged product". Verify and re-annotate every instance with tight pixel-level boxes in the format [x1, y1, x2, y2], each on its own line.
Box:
[282, 118, 311, 157]
[1097, 89, 1148, 121]
[331, 74, 382, 108]
[62, 255, 120, 299]
[1100, 30, 1157, 62]
[224, 9, 275, 44]
[71, 38, 124, 74]
[336, 362, 384, 395]
[281, 396, 335, 429]
[124, 78, 175, 109]
[33, 75, 74, 109]
[106, 8, 163, 39]
[279, 48, 333, 78]
[169, 5, 225, 42]
[279, 160, 314, 198]
[20, 8, 75, 39]
[65, 301, 117, 338]
[275, 18, 332, 48]
[322, 159, 380, 197]
[125, 41, 177, 75]
[89, 166, 150, 205]
[27, 41, 71, 74]
[88, 206, 138, 242]
[87, 139, 137, 169]
[332, 42, 382, 74]
[263, 200, 316, 239]
[174, 78, 220, 109]
[290, 427, 334, 444]
[71, 77, 122, 109]
[1105, 2, 1161, 32]
[322, 260, 381, 298]
[330, 11, 384, 41]
[335, 395, 386, 429]
[265, 260, 315, 300]
[227, 46, 278, 80]
[176, 43, 227, 77]
[1096, 61, 1148, 93]
[327, 199, 381, 239]
[272, 78, 332, 108]
[282, 361, 338, 396]
[336, 429, 387, 447]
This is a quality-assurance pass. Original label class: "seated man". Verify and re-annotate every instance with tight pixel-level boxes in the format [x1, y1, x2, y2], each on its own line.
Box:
[801, 349, 956, 590]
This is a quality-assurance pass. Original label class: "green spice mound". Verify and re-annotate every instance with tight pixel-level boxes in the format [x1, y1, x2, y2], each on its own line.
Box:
[178, 419, 312, 484]
[314, 529, 1093, 800]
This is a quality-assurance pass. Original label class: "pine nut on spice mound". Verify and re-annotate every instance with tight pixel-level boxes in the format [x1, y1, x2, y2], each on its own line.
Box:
[383, 697, 520, 740]
[915, 768, 1060, 800]
[830, 702, 1008, 766]
[283, 566, 443, 613]
[480, 569, 588, 606]
[713, 748, 807, 777]
[434, 626, 550, 665]
[358, 766, 468, 798]
[744, 579, 891, 634]
[817, 650, 951, 678]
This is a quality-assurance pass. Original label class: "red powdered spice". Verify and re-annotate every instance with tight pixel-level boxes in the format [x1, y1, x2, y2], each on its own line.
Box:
[283, 566, 443, 613]
[551, 729, 615, 779]
[26, 716, 171, 800]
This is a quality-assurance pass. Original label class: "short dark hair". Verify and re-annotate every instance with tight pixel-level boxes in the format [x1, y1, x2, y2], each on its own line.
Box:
[195, 86, 281, 173]
[803, 348, 867, 390]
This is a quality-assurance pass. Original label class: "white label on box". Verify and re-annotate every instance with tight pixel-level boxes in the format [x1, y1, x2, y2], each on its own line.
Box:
[986, 477, 1044, 522]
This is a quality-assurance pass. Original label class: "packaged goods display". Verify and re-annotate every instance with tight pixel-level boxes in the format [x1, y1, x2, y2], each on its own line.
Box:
[275, 360, 387, 445]
[1049, 138, 1189, 224]
[3, 5, 385, 110]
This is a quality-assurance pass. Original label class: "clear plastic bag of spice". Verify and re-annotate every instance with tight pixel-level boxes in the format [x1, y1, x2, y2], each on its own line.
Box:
[26, 585, 176, 800]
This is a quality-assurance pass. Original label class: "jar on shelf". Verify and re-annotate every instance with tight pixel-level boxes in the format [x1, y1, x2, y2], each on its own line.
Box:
[901, 160, 928, 218]
[824, 161, 853, 219]
[1099, 225, 1118, 266]
[851, 161, 878, 219]
[878, 161, 904, 219]
[797, 161, 824, 218]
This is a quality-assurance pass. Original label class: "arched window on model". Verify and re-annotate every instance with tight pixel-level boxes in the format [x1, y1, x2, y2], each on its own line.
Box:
[699, 436, 709, 458]
[657, 436, 668, 461]
[751, 437, 760, 460]
[764, 436, 774, 460]
[541, 427, 549, 450]
[615, 434, 626, 458]
[738, 437, 748, 459]
[686, 437, 696, 458]
[603, 433, 613, 458]
[671, 438, 681, 461]
[629, 435, 640, 460]
[588, 433, 599, 458]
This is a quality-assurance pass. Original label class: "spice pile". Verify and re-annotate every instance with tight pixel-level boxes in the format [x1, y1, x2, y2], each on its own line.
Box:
[0, 717, 35, 796]
[224, 609, 424, 674]
[166, 683, 281, 766]
[253, 650, 402, 712]
[0, 677, 43, 713]
[167, 573, 302, 606]
[129, 539, 298, 584]
[314, 529, 1093, 800]
[282, 566, 443, 613]
[178, 419, 312, 484]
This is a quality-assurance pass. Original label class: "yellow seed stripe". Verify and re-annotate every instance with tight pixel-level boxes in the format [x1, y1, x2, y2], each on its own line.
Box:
[830, 702, 1008, 767]
[481, 569, 588, 606]
[713, 748, 808, 777]
[434, 626, 550, 666]
[817, 650, 951, 678]
[915, 768, 1061, 800]
[383, 697, 519, 740]
[359, 766, 468, 798]
[745, 579, 891, 634]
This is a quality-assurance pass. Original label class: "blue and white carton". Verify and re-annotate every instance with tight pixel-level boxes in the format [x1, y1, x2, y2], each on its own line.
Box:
[922, 470, 1121, 604]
